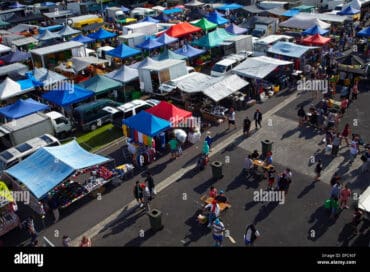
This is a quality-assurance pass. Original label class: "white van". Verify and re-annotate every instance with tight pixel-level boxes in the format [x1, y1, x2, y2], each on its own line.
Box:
[130, 8, 157, 19]
[211, 54, 247, 77]
[0, 134, 60, 174]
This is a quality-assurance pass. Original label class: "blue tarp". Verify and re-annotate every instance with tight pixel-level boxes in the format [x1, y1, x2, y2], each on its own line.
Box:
[88, 28, 116, 40]
[217, 3, 243, 11]
[122, 111, 171, 137]
[42, 83, 94, 107]
[106, 44, 141, 59]
[357, 27, 370, 37]
[17, 78, 35, 91]
[136, 38, 164, 50]
[206, 12, 229, 25]
[41, 2, 56, 7]
[283, 9, 300, 17]
[302, 25, 329, 35]
[6, 140, 110, 199]
[268, 41, 316, 58]
[72, 34, 95, 44]
[0, 98, 49, 119]
[140, 16, 160, 23]
[154, 13, 170, 22]
[163, 8, 183, 15]
[39, 25, 64, 33]
[174, 44, 206, 58]
[0, 50, 31, 64]
[225, 23, 248, 35]
[337, 6, 360, 15]
[155, 33, 178, 45]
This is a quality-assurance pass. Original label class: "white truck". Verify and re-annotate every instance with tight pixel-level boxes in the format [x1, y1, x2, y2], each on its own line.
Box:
[223, 35, 253, 55]
[118, 33, 147, 48]
[122, 22, 158, 36]
[106, 7, 127, 23]
[0, 112, 73, 149]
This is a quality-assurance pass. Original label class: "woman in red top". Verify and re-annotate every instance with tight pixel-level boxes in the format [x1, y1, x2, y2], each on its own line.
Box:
[80, 236, 92, 247]
[341, 123, 351, 146]
[340, 184, 351, 209]
[340, 98, 349, 115]
[208, 186, 217, 198]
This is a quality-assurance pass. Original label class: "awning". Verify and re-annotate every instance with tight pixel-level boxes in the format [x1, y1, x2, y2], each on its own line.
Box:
[146, 101, 192, 126]
[88, 28, 116, 40]
[202, 74, 249, 102]
[136, 38, 164, 50]
[174, 44, 206, 58]
[232, 56, 293, 79]
[152, 49, 187, 61]
[5, 141, 110, 199]
[165, 22, 202, 38]
[0, 98, 49, 119]
[279, 14, 331, 29]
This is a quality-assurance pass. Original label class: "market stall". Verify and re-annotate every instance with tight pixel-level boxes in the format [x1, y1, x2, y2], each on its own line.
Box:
[122, 111, 171, 167]
[0, 181, 20, 237]
[4, 141, 120, 214]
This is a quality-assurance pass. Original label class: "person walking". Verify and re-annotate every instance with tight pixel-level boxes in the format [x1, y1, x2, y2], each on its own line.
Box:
[212, 218, 225, 247]
[202, 140, 210, 158]
[349, 137, 359, 164]
[266, 166, 276, 190]
[227, 107, 237, 129]
[244, 224, 260, 246]
[79, 236, 92, 247]
[253, 109, 262, 130]
[351, 207, 363, 234]
[48, 195, 59, 224]
[169, 137, 178, 159]
[314, 159, 323, 181]
[205, 131, 213, 151]
[133, 181, 144, 208]
[330, 180, 341, 199]
[332, 133, 342, 157]
[341, 123, 351, 146]
[351, 81, 359, 100]
[339, 184, 351, 209]
[62, 235, 72, 247]
[244, 155, 254, 176]
[243, 116, 251, 136]
[340, 97, 349, 116]
[208, 186, 217, 198]
[329, 196, 340, 219]
[141, 183, 151, 211]
[360, 147, 370, 174]
[298, 106, 306, 127]
[145, 172, 156, 199]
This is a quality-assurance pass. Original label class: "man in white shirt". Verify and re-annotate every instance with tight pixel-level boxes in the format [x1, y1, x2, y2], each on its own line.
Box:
[204, 200, 220, 227]
[227, 107, 237, 129]
[244, 155, 254, 175]
[349, 138, 359, 164]
[212, 218, 225, 247]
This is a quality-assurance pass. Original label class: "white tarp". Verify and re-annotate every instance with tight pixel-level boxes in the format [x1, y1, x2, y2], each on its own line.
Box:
[202, 74, 249, 102]
[176, 72, 214, 93]
[0, 77, 23, 100]
[184, 0, 204, 7]
[279, 14, 331, 29]
[359, 186, 370, 212]
[71, 56, 108, 72]
[0, 44, 11, 55]
[232, 56, 293, 79]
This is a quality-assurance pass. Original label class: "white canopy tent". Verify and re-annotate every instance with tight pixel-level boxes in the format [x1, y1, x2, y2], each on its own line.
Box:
[359, 186, 370, 213]
[71, 56, 108, 72]
[0, 77, 23, 101]
[184, 0, 205, 7]
[202, 74, 249, 102]
[232, 56, 293, 79]
[0, 44, 11, 55]
[279, 14, 331, 30]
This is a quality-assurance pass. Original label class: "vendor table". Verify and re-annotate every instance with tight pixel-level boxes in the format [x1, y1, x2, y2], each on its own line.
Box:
[200, 195, 231, 212]
[253, 159, 273, 172]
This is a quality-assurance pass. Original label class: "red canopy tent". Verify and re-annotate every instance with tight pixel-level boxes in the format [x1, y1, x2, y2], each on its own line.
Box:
[146, 101, 192, 127]
[165, 22, 202, 38]
[301, 34, 331, 46]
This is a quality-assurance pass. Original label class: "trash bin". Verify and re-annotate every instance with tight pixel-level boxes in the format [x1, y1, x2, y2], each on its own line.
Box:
[261, 140, 273, 157]
[147, 209, 163, 231]
[211, 161, 223, 180]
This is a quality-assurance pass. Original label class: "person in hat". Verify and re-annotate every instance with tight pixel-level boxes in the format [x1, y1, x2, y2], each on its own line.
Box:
[212, 218, 225, 247]
[215, 190, 228, 203]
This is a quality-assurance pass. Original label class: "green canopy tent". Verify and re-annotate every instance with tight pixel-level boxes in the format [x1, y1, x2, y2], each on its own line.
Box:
[192, 28, 234, 48]
[77, 75, 122, 97]
[191, 18, 217, 32]
[152, 49, 188, 61]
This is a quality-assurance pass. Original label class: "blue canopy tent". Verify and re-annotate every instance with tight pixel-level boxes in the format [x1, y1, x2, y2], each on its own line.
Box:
[6, 140, 110, 199]
[206, 12, 229, 25]
[282, 9, 300, 17]
[140, 16, 160, 23]
[106, 44, 141, 59]
[122, 111, 171, 137]
[105, 65, 139, 83]
[225, 23, 248, 35]
[174, 44, 206, 59]
[217, 3, 243, 11]
[136, 38, 164, 50]
[154, 33, 178, 45]
[0, 98, 49, 119]
[41, 2, 56, 7]
[39, 25, 64, 34]
[0, 50, 31, 64]
[152, 49, 187, 61]
[302, 25, 329, 35]
[121, 5, 130, 12]
[88, 28, 116, 40]
[42, 83, 94, 107]
[357, 27, 370, 37]
[163, 8, 183, 15]
[72, 34, 95, 44]
[154, 13, 170, 22]
[17, 78, 35, 92]
[337, 6, 360, 15]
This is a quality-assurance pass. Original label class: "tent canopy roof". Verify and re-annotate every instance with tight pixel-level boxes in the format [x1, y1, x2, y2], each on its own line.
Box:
[301, 34, 331, 45]
[268, 41, 317, 58]
[0, 50, 31, 64]
[136, 38, 163, 50]
[358, 27, 370, 37]
[192, 28, 234, 48]
[153, 49, 187, 61]
[174, 44, 206, 58]
[42, 84, 94, 107]
[225, 23, 248, 35]
[88, 28, 117, 40]
[279, 14, 331, 29]
[154, 33, 178, 45]
[122, 111, 171, 137]
[105, 65, 139, 83]
[0, 77, 23, 100]
[217, 3, 243, 11]
[5, 140, 110, 199]
[191, 18, 217, 31]
[337, 6, 360, 15]
[206, 11, 229, 25]
[165, 22, 202, 38]
[27, 68, 67, 87]
[58, 25, 81, 36]
[0, 98, 49, 119]
[184, 0, 204, 7]
[302, 24, 329, 35]
[37, 29, 61, 41]
[232, 56, 293, 79]
[146, 101, 192, 124]
[78, 75, 122, 95]
[106, 43, 141, 58]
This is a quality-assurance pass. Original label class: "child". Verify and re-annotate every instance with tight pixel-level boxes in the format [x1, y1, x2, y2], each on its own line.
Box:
[339, 184, 351, 209]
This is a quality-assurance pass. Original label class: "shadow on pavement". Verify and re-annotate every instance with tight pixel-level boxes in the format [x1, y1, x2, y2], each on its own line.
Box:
[123, 227, 159, 247]
[193, 177, 217, 195]
[221, 134, 245, 154]
[337, 222, 357, 247]
[182, 209, 211, 246]
[297, 181, 318, 199]
[245, 200, 259, 211]
[226, 170, 246, 192]
[307, 206, 340, 242]
[253, 201, 279, 224]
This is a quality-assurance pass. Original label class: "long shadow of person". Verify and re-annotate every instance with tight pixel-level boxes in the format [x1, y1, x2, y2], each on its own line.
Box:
[337, 223, 357, 247]
[253, 201, 279, 224]
[307, 206, 340, 242]
[182, 209, 211, 247]
[297, 181, 317, 199]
